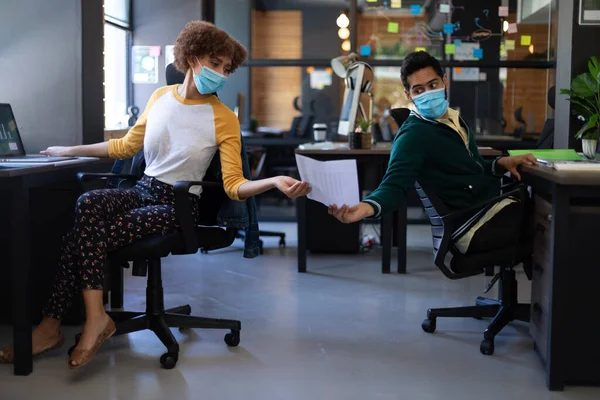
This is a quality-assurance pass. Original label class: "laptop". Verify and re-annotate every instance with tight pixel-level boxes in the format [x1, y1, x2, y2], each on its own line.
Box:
[0, 103, 77, 163]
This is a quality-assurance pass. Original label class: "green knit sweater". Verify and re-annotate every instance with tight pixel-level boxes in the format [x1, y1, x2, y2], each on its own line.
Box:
[362, 112, 506, 218]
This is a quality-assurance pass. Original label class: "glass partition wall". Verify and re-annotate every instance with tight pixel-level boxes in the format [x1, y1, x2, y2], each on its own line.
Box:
[246, 0, 557, 139]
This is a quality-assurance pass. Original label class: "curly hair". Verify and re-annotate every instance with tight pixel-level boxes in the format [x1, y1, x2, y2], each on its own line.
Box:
[173, 21, 247, 74]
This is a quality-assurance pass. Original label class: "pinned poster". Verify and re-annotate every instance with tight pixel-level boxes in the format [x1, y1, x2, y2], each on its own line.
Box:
[410, 4, 420, 15]
[390, 0, 401, 8]
[443, 23, 454, 34]
[505, 40, 516, 50]
[439, 4, 451, 13]
[453, 67, 480, 82]
[415, 47, 427, 52]
[473, 48, 483, 59]
[479, 72, 487, 81]
[508, 23, 518, 34]
[453, 39, 462, 47]
[132, 46, 159, 84]
[445, 44, 455, 55]
[387, 22, 399, 33]
[521, 35, 531, 46]
[360, 45, 371, 56]
[454, 42, 480, 61]
[498, 6, 509, 17]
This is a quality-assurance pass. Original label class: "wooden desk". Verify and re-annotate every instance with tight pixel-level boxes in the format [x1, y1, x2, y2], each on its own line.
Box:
[295, 144, 503, 274]
[0, 158, 110, 375]
[521, 165, 600, 390]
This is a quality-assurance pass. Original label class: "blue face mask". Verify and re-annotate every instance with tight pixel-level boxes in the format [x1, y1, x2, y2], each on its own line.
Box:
[411, 88, 448, 119]
[193, 60, 227, 94]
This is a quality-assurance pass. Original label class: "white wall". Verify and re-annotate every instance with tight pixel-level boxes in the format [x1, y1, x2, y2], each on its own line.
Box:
[0, 0, 82, 152]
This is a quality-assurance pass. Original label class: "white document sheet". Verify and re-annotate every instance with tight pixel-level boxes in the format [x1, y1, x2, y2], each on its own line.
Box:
[295, 154, 360, 207]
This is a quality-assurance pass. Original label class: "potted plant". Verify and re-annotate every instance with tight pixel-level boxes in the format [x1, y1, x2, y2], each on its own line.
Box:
[352, 117, 373, 150]
[560, 55, 600, 159]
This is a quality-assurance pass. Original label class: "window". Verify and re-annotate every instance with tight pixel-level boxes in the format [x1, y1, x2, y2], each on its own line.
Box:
[103, 0, 132, 129]
[104, 24, 129, 129]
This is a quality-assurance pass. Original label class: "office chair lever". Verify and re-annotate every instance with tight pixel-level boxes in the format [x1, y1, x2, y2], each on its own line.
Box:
[484, 272, 501, 294]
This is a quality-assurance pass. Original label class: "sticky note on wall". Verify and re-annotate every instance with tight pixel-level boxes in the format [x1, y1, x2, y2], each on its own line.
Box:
[439, 4, 450, 13]
[360, 45, 371, 56]
[415, 47, 427, 52]
[149, 46, 161, 57]
[473, 48, 483, 59]
[521, 35, 531, 46]
[410, 4, 420, 15]
[445, 44, 455, 55]
[443, 23, 454, 34]
[453, 40, 462, 47]
[508, 23, 518, 34]
[387, 22, 399, 33]
[498, 6, 509, 17]
[390, 0, 402, 8]
[505, 40, 515, 50]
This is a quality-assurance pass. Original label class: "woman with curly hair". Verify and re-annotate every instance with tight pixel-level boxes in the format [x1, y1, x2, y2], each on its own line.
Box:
[0, 21, 311, 369]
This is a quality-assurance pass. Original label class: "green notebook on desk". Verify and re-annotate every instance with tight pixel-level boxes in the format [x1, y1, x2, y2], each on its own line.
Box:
[507, 149, 584, 161]
[508, 149, 600, 170]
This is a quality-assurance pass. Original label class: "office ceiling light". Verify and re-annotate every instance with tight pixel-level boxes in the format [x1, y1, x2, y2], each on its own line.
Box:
[336, 13, 349, 28]
[341, 39, 351, 51]
[338, 27, 350, 40]
[503, 21, 509, 32]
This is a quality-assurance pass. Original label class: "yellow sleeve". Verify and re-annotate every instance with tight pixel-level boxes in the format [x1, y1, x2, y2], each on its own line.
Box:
[108, 86, 172, 159]
[214, 103, 249, 201]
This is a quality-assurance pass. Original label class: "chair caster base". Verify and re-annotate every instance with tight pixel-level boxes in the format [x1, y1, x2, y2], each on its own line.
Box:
[480, 339, 495, 355]
[421, 318, 436, 333]
[160, 352, 178, 369]
[224, 330, 240, 347]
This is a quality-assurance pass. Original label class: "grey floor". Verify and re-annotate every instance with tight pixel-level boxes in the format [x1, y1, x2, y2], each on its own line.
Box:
[1, 223, 598, 400]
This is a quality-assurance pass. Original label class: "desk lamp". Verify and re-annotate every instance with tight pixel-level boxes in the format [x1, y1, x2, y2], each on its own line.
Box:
[331, 53, 375, 135]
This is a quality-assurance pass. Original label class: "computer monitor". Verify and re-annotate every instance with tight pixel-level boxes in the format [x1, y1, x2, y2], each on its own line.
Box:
[337, 63, 374, 136]
[0, 104, 26, 157]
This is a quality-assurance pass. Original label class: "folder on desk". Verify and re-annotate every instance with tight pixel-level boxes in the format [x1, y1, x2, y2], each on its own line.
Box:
[508, 149, 600, 171]
[507, 149, 584, 161]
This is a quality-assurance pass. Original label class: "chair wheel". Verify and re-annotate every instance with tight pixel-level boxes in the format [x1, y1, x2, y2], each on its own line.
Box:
[421, 318, 436, 333]
[224, 330, 240, 347]
[160, 352, 178, 369]
[480, 339, 495, 355]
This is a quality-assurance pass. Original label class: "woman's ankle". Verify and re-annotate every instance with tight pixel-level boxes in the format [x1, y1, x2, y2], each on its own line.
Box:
[37, 317, 61, 335]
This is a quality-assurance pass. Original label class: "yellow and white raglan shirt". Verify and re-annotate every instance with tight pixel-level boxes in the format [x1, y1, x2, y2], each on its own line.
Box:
[108, 85, 248, 200]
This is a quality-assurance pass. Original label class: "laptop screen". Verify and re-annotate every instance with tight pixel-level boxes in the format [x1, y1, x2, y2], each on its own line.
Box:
[0, 104, 26, 157]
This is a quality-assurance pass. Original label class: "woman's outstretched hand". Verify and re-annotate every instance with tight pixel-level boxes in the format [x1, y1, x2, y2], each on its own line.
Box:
[273, 176, 312, 199]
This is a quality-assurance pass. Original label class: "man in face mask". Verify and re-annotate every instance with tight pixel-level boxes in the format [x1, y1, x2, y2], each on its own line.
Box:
[328, 51, 537, 254]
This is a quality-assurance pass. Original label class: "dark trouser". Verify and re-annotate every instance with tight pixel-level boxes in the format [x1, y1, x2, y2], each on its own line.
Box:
[467, 197, 534, 257]
[42, 175, 199, 320]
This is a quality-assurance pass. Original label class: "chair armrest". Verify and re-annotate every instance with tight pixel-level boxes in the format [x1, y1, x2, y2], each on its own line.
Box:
[76, 172, 139, 192]
[76, 172, 139, 183]
[443, 185, 527, 223]
[173, 180, 224, 253]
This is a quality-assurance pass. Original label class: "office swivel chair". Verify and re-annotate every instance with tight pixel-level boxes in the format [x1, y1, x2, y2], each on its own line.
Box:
[70, 150, 243, 369]
[416, 182, 531, 355]
[513, 107, 527, 138]
[535, 86, 555, 149]
[387, 107, 532, 354]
